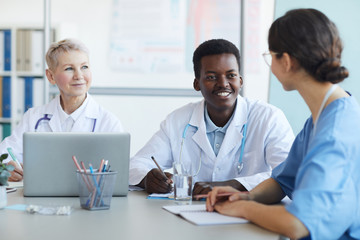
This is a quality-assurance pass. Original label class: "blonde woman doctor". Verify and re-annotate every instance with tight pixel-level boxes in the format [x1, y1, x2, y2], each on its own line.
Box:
[129, 39, 294, 195]
[0, 39, 123, 181]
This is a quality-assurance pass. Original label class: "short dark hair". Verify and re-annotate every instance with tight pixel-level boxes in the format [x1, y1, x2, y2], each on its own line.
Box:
[268, 8, 348, 83]
[192, 39, 241, 79]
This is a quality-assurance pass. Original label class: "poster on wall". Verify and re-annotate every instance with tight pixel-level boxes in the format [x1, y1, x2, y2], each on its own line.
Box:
[109, 0, 241, 74]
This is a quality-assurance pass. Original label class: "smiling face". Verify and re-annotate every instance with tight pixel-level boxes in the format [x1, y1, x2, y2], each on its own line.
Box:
[46, 50, 92, 101]
[194, 53, 242, 119]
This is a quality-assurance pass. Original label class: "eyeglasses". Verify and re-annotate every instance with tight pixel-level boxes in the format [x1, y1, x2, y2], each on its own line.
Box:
[262, 51, 280, 67]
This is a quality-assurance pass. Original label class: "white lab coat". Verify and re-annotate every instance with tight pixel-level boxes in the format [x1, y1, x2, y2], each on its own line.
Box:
[0, 94, 123, 163]
[129, 96, 294, 190]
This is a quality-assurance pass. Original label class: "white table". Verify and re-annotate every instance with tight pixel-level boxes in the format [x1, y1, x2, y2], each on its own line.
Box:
[0, 188, 280, 240]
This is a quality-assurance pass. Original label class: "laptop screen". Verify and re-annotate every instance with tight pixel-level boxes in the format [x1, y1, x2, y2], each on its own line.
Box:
[23, 132, 130, 197]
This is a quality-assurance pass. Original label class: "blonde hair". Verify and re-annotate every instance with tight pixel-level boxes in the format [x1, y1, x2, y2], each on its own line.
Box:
[45, 38, 89, 70]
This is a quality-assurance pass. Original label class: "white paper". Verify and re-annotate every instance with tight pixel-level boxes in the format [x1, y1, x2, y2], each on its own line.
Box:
[163, 204, 248, 225]
[148, 192, 174, 199]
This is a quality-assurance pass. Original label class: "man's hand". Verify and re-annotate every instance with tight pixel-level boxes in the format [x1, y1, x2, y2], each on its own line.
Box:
[138, 168, 173, 194]
[192, 179, 247, 198]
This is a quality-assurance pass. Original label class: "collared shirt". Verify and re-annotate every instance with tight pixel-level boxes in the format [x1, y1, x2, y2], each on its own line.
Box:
[58, 95, 90, 132]
[204, 104, 235, 156]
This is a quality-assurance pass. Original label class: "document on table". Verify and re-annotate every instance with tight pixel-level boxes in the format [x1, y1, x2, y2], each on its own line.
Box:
[147, 192, 174, 199]
[8, 181, 23, 188]
[163, 204, 248, 225]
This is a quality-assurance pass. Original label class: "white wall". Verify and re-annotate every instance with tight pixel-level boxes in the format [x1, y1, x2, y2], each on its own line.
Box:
[93, 95, 202, 156]
[0, 0, 43, 27]
[0, 0, 274, 156]
[242, 0, 274, 101]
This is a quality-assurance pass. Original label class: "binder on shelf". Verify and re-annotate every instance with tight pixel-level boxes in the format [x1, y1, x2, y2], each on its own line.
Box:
[4, 30, 11, 71]
[24, 30, 31, 71]
[2, 76, 11, 118]
[17, 77, 24, 114]
[0, 30, 4, 72]
[18, 77, 44, 113]
[24, 77, 33, 111]
[16, 29, 24, 71]
[0, 76, 2, 118]
[0, 124, 3, 141]
[16, 29, 47, 73]
[2, 123, 11, 139]
[31, 30, 44, 74]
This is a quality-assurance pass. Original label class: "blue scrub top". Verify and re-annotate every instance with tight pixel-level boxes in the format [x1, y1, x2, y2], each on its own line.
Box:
[272, 96, 360, 240]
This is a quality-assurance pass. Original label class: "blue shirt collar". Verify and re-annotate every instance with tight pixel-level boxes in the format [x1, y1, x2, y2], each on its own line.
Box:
[204, 103, 235, 134]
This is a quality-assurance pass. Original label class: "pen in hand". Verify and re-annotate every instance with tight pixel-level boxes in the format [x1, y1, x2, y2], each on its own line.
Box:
[7, 147, 22, 170]
[151, 156, 172, 184]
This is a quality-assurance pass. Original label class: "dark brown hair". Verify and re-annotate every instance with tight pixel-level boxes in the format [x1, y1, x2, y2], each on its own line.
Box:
[268, 8, 348, 83]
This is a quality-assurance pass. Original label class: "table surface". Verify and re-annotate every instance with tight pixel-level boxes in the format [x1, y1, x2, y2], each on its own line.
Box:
[0, 188, 280, 240]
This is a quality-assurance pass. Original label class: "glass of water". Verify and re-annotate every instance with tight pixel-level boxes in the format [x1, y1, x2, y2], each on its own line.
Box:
[173, 161, 193, 204]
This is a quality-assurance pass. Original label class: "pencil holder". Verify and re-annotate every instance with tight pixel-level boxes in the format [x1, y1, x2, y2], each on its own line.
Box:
[76, 170, 118, 210]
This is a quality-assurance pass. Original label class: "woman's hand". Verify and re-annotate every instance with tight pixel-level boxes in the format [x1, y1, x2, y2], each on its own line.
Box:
[205, 186, 250, 212]
[213, 199, 251, 219]
[7, 161, 23, 182]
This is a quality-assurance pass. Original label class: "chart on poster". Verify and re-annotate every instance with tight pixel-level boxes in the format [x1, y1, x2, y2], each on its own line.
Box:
[109, 0, 241, 74]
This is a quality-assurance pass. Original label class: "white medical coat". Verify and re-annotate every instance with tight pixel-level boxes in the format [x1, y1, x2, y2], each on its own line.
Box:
[0, 94, 123, 163]
[129, 96, 294, 190]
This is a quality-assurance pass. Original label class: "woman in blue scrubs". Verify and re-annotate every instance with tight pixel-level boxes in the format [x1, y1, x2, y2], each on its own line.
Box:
[205, 8, 360, 240]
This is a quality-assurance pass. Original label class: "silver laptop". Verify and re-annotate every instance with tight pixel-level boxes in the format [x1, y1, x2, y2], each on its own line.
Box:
[23, 132, 130, 197]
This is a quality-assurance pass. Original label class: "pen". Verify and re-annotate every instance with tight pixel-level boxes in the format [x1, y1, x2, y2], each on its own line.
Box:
[7, 147, 22, 170]
[89, 164, 104, 207]
[151, 156, 165, 174]
[80, 161, 92, 188]
[151, 156, 172, 184]
[80, 160, 93, 207]
[96, 159, 105, 182]
[97, 160, 108, 206]
[194, 192, 249, 200]
[72, 156, 92, 192]
[102, 160, 108, 172]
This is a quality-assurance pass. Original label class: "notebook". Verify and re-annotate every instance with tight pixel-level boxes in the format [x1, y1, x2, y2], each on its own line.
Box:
[163, 204, 248, 225]
[23, 132, 130, 197]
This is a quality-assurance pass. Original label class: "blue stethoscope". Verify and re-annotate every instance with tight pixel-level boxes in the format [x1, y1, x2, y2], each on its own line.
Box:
[179, 122, 248, 176]
[34, 114, 97, 132]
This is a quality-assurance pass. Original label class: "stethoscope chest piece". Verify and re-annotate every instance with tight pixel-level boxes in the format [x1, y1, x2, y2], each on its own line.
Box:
[237, 162, 244, 175]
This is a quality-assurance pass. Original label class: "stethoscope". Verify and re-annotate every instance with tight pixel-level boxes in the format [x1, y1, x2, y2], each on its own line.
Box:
[34, 114, 97, 132]
[34, 114, 51, 130]
[238, 123, 247, 174]
[179, 122, 248, 176]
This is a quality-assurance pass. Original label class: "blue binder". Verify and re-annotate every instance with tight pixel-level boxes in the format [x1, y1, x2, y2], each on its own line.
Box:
[2, 76, 11, 118]
[24, 77, 33, 111]
[3, 30, 11, 71]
